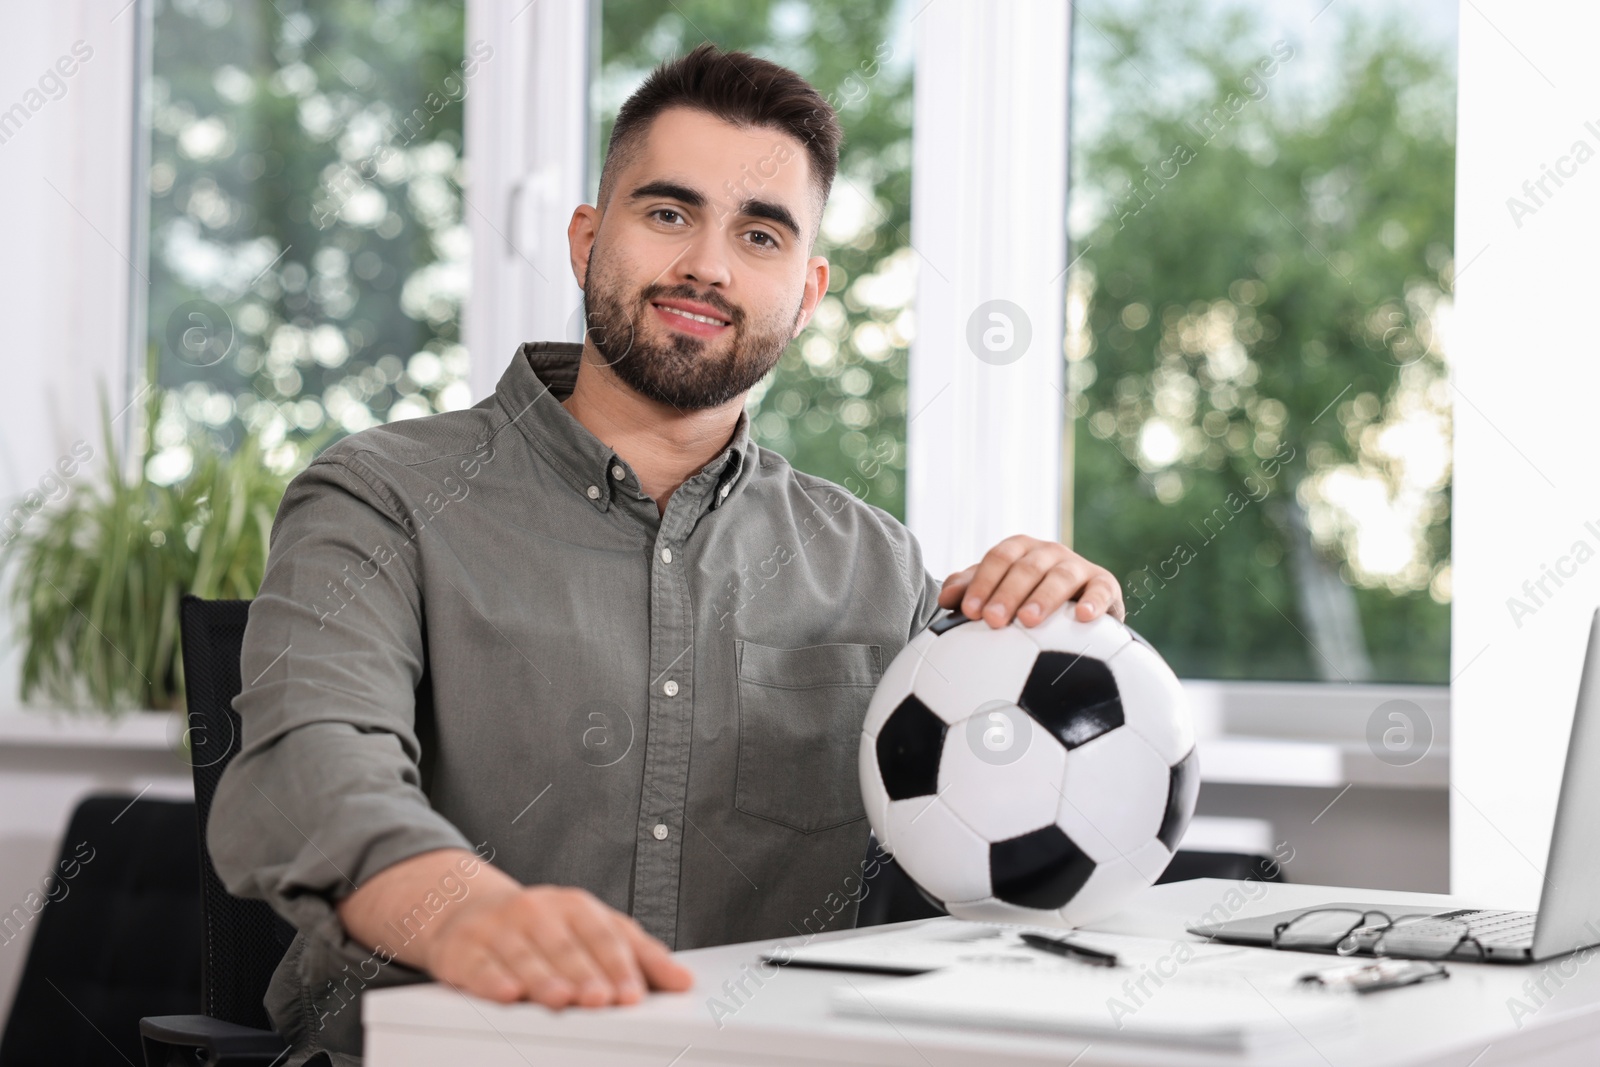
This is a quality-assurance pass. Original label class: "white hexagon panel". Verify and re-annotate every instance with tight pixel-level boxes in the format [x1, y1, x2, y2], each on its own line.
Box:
[1107, 637, 1195, 765]
[1054, 727, 1171, 865]
[1123, 838, 1177, 885]
[937, 703, 1067, 843]
[1057, 851, 1161, 928]
[1019, 601, 1132, 663]
[911, 621, 1041, 726]
[883, 795, 992, 905]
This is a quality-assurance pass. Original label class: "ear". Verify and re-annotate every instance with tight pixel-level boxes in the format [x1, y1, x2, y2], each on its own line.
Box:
[791, 255, 830, 338]
[568, 204, 601, 289]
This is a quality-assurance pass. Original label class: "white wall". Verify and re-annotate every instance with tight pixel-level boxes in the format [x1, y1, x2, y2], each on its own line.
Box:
[0, 0, 157, 1021]
[0, 0, 140, 703]
[1451, 0, 1600, 906]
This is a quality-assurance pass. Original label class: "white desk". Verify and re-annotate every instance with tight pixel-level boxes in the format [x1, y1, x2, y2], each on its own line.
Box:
[364, 878, 1600, 1066]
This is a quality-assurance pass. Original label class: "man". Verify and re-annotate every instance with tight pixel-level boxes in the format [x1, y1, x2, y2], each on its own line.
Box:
[209, 43, 1124, 1066]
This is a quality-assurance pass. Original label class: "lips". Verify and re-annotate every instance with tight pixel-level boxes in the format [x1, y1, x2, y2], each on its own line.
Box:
[651, 297, 731, 322]
[649, 298, 733, 336]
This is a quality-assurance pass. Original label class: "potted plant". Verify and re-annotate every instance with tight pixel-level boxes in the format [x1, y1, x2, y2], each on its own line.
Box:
[1, 382, 318, 715]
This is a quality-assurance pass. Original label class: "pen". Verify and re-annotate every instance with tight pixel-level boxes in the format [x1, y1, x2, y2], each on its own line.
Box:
[1018, 932, 1120, 967]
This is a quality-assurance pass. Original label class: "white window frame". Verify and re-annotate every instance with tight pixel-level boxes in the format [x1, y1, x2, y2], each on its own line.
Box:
[905, 0, 1069, 585]
[463, 0, 591, 402]
[902, 0, 1450, 775]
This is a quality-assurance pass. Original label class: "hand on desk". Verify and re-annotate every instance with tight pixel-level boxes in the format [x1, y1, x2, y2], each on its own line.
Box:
[337, 849, 694, 1010]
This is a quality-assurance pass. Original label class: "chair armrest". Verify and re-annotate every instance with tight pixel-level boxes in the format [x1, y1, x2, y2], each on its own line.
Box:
[139, 1014, 289, 1067]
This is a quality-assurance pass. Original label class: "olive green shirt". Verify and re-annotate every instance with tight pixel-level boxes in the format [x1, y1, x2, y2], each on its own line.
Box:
[208, 342, 943, 1064]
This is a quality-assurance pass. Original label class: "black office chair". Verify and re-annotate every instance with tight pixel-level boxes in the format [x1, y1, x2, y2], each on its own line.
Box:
[139, 596, 296, 1067]
[0, 794, 203, 1067]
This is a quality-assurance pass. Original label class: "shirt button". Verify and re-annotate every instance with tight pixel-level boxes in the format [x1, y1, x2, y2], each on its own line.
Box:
[586, 484, 600, 500]
[611, 464, 625, 480]
[719, 484, 730, 498]
[663, 679, 679, 696]
[661, 547, 672, 563]
[652, 823, 669, 841]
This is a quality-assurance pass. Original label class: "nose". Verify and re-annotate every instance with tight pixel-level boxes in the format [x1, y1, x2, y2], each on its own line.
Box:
[667, 224, 732, 292]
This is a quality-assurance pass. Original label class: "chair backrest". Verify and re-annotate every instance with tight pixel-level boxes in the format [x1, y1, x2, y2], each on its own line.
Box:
[179, 594, 297, 1032]
[0, 794, 203, 1066]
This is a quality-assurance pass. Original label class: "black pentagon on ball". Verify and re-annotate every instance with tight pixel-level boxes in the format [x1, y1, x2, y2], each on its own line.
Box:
[1158, 746, 1201, 850]
[1017, 651, 1124, 749]
[990, 824, 1099, 910]
[927, 608, 975, 636]
[876, 695, 948, 800]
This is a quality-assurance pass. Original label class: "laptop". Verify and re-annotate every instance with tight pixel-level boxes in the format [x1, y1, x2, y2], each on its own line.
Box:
[1188, 609, 1600, 964]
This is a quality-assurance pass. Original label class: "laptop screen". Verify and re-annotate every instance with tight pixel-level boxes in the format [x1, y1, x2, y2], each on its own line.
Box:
[1530, 609, 1600, 959]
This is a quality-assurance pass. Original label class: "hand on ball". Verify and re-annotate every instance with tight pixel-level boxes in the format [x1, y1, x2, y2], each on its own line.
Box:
[938, 536, 1124, 629]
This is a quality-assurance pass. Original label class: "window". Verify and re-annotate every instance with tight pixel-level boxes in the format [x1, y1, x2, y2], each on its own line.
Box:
[1064, 0, 1458, 682]
[142, 0, 471, 479]
[594, 0, 915, 518]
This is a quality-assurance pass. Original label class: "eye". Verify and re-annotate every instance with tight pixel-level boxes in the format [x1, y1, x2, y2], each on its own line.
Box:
[650, 208, 685, 225]
[745, 229, 778, 249]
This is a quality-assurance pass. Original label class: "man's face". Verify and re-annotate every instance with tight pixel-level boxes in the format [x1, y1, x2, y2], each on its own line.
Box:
[570, 107, 828, 411]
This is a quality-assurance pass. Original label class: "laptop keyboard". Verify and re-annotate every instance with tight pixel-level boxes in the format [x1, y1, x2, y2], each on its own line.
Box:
[1433, 908, 1538, 945]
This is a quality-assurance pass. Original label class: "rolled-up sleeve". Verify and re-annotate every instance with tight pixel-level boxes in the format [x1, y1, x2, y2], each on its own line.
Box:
[207, 451, 474, 955]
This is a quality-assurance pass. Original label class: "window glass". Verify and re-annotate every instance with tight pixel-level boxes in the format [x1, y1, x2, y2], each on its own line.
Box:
[1066, 0, 1458, 681]
[595, 0, 915, 518]
[144, 0, 470, 479]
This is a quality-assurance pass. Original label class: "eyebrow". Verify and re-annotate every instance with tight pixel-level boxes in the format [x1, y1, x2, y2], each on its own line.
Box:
[626, 179, 802, 240]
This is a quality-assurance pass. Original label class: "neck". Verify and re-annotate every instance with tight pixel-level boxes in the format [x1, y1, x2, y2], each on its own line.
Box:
[561, 342, 742, 516]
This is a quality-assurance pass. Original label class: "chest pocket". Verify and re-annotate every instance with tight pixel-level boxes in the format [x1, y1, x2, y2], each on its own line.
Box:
[734, 640, 883, 834]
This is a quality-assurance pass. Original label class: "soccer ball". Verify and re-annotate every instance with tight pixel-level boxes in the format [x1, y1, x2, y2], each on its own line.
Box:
[860, 602, 1198, 927]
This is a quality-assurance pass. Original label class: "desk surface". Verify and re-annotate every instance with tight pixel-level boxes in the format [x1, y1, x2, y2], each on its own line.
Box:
[363, 879, 1600, 1066]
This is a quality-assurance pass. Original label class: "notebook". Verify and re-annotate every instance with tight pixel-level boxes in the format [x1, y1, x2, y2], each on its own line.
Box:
[768, 917, 1239, 975]
[829, 957, 1357, 1052]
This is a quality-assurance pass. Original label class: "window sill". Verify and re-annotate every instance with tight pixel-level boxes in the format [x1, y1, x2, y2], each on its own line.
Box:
[1200, 734, 1447, 790]
[0, 708, 180, 752]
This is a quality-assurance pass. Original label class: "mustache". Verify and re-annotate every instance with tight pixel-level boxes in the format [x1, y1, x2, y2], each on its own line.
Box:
[640, 285, 741, 326]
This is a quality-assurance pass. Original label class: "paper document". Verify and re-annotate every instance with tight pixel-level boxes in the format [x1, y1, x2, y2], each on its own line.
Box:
[766, 916, 1241, 975]
[830, 960, 1357, 1052]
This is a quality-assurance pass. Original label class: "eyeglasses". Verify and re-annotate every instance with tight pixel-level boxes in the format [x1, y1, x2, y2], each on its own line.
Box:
[1271, 908, 1486, 962]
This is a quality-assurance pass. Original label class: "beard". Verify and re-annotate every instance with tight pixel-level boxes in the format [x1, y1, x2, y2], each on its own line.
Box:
[581, 242, 802, 411]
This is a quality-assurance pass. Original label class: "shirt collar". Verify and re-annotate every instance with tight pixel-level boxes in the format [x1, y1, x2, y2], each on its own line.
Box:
[492, 341, 754, 515]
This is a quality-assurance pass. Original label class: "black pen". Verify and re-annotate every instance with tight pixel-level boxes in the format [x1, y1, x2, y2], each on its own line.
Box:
[1018, 932, 1120, 967]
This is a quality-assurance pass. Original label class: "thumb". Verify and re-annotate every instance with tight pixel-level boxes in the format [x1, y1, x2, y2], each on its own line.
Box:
[938, 567, 976, 606]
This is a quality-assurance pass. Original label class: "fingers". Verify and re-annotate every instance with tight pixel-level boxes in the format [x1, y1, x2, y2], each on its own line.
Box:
[522, 890, 617, 1007]
[1074, 568, 1125, 622]
[565, 896, 648, 1004]
[946, 537, 1125, 628]
[956, 536, 1034, 622]
[982, 547, 1073, 628]
[623, 919, 696, 992]
[428, 885, 693, 1011]
[486, 930, 573, 1006]
[937, 565, 977, 609]
[431, 936, 540, 1005]
[1012, 562, 1084, 627]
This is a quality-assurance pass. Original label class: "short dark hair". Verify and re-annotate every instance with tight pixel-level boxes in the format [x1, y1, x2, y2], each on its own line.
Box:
[595, 43, 843, 240]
